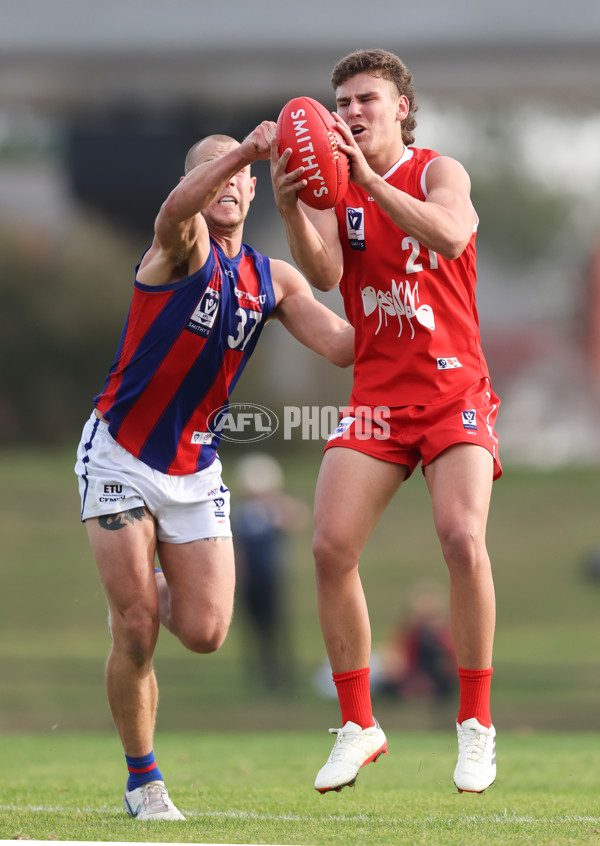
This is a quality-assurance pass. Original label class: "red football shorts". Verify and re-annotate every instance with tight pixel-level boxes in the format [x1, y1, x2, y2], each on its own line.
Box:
[324, 377, 502, 480]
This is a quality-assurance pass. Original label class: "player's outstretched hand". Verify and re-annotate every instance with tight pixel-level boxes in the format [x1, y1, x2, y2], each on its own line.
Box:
[241, 121, 277, 163]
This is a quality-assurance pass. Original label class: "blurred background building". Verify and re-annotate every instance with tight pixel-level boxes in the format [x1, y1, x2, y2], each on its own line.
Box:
[1, 0, 600, 463]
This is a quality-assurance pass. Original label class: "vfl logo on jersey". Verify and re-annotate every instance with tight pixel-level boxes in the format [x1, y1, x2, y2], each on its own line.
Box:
[346, 207, 365, 251]
[462, 410, 477, 431]
[437, 357, 462, 370]
[187, 288, 220, 337]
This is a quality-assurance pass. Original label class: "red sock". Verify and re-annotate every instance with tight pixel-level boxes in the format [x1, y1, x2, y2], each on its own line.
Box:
[332, 667, 373, 729]
[457, 667, 493, 727]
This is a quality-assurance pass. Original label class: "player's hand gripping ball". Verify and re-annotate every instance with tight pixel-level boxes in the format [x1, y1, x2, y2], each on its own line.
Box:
[276, 96, 350, 210]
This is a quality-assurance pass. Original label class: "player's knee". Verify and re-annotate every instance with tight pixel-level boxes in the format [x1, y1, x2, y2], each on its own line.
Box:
[312, 527, 359, 579]
[177, 613, 231, 654]
[180, 629, 226, 654]
[111, 609, 158, 665]
[438, 523, 484, 571]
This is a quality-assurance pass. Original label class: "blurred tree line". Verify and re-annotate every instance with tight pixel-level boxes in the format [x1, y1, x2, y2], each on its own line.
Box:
[0, 213, 143, 445]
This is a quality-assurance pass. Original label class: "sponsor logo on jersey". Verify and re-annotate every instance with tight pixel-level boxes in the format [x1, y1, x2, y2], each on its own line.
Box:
[462, 409, 477, 430]
[234, 286, 266, 310]
[191, 431, 213, 445]
[346, 207, 365, 251]
[213, 496, 226, 518]
[437, 357, 462, 370]
[187, 288, 220, 337]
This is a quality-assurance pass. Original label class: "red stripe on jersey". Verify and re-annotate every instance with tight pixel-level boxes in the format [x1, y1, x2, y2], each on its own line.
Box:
[115, 262, 223, 455]
[116, 325, 209, 453]
[167, 346, 244, 473]
[233, 253, 262, 311]
[97, 289, 174, 417]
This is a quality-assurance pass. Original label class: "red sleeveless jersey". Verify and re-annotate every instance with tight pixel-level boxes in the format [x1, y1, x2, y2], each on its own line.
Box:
[334, 146, 490, 406]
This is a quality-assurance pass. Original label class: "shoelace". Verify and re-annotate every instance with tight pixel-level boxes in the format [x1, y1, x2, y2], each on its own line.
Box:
[327, 727, 371, 762]
[141, 782, 171, 814]
[458, 728, 492, 764]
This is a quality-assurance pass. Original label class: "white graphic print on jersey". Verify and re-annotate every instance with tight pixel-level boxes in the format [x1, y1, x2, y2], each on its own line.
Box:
[361, 279, 435, 339]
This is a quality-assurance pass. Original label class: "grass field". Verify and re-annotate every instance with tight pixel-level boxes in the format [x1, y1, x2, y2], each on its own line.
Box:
[1, 448, 600, 844]
[1, 446, 599, 733]
[1, 731, 600, 845]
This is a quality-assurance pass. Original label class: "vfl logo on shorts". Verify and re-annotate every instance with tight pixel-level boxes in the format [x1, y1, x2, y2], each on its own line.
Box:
[437, 357, 462, 370]
[462, 410, 477, 431]
[187, 288, 221, 337]
[346, 207, 365, 251]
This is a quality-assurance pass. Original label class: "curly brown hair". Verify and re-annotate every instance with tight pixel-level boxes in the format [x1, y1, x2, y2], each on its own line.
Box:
[331, 48, 418, 146]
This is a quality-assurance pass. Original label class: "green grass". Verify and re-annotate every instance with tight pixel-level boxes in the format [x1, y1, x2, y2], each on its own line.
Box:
[1, 447, 600, 733]
[2, 450, 600, 843]
[1, 731, 600, 845]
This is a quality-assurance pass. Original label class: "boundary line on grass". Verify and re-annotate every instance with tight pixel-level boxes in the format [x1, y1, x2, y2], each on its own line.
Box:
[2, 805, 600, 825]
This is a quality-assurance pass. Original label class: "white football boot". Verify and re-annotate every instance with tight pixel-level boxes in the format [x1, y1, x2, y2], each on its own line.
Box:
[314, 720, 387, 793]
[454, 718, 496, 793]
[124, 780, 185, 820]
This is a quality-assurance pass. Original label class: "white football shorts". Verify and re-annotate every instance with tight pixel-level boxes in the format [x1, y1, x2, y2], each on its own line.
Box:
[75, 411, 231, 543]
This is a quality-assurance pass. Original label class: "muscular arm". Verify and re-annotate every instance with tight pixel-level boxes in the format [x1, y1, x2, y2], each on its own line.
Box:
[270, 259, 354, 367]
[357, 156, 477, 260]
[271, 140, 344, 292]
[332, 114, 476, 260]
[157, 141, 259, 238]
[139, 122, 275, 286]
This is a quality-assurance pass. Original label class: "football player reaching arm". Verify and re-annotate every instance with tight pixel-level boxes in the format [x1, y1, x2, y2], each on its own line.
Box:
[139, 121, 276, 287]
[139, 121, 354, 365]
[330, 111, 477, 261]
[270, 111, 477, 289]
[270, 258, 354, 368]
[270, 139, 344, 292]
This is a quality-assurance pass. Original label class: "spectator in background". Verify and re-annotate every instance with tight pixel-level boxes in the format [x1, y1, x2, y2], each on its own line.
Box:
[232, 453, 309, 692]
[376, 581, 456, 702]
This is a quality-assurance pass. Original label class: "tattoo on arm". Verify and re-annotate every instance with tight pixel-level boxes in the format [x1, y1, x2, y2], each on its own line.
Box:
[98, 507, 147, 531]
[200, 537, 230, 542]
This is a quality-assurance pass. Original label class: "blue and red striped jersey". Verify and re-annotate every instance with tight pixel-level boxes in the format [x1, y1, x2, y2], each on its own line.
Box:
[94, 238, 276, 474]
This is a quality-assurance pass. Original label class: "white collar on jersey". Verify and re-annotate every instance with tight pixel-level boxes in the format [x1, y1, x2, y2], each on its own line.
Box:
[382, 146, 414, 181]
